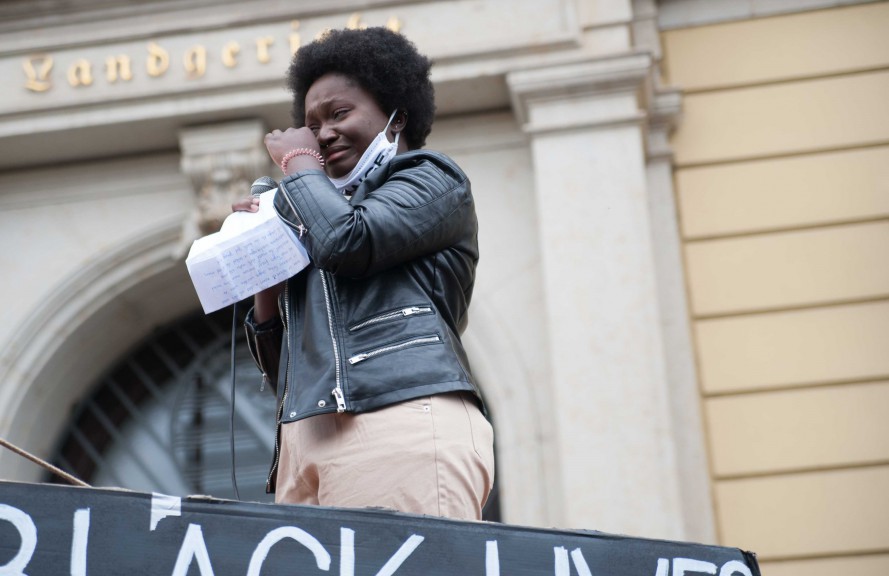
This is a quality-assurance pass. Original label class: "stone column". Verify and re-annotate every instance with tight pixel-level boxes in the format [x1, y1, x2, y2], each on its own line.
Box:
[507, 54, 686, 539]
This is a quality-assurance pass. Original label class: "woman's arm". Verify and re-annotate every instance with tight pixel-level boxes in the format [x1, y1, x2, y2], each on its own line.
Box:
[231, 196, 286, 392]
[274, 152, 476, 278]
[252, 282, 284, 324]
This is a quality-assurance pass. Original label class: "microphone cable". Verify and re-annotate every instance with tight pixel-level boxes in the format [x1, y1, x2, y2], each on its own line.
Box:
[229, 300, 241, 501]
[228, 178, 277, 501]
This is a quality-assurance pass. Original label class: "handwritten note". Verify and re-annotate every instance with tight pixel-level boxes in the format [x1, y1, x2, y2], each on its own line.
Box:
[186, 190, 309, 314]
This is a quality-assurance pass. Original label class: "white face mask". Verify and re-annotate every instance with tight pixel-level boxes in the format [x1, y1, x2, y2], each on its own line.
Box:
[328, 110, 400, 195]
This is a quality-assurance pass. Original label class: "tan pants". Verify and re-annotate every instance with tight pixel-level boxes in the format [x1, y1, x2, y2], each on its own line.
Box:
[276, 392, 494, 521]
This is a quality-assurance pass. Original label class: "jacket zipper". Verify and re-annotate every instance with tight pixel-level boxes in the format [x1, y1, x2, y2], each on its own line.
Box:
[267, 282, 292, 492]
[348, 335, 441, 365]
[277, 185, 345, 411]
[255, 348, 272, 393]
[349, 306, 432, 332]
[320, 270, 346, 412]
[277, 184, 307, 238]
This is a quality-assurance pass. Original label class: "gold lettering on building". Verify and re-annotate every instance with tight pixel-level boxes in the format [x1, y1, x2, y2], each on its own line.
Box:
[23, 55, 53, 92]
[386, 16, 402, 33]
[67, 59, 94, 87]
[146, 42, 170, 77]
[20, 13, 405, 93]
[222, 42, 240, 68]
[184, 45, 207, 78]
[346, 13, 367, 30]
[105, 55, 133, 83]
[289, 21, 301, 55]
[255, 36, 274, 64]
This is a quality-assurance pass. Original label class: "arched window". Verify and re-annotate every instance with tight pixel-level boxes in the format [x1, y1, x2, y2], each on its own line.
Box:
[49, 307, 500, 519]
[48, 308, 276, 503]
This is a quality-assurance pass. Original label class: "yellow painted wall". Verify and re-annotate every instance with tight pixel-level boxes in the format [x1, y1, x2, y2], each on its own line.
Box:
[663, 3, 889, 574]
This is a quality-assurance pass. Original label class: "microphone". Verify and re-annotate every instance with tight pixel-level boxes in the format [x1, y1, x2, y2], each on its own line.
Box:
[251, 176, 279, 197]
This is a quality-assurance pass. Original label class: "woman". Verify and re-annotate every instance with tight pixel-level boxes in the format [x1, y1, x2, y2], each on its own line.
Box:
[239, 27, 493, 521]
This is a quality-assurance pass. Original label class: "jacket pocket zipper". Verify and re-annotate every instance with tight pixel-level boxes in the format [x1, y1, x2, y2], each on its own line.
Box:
[267, 282, 292, 492]
[349, 306, 433, 332]
[348, 335, 441, 365]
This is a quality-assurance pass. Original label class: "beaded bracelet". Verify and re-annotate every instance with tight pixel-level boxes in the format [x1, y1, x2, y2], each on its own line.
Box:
[280, 147, 325, 173]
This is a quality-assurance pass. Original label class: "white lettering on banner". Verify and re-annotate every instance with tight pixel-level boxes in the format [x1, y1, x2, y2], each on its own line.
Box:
[71, 509, 90, 576]
[674, 558, 717, 575]
[554, 546, 593, 576]
[150, 493, 182, 531]
[654, 558, 754, 576]
[340, 528, 356, 576]
[0, 498, 756, 576]
[246, 526, 331, 574]
[244, 525, 422, 576]
[486, 540, 500, 576]
[171, 524, 216, 576]
[373, 534, 424, 576]
[719, 561, 753, 576]
[0, 504, 37, 576]
[571, 548, 594, 575]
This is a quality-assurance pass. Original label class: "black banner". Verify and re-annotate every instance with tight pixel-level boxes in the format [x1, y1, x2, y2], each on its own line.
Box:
[0, 481, 759, 575]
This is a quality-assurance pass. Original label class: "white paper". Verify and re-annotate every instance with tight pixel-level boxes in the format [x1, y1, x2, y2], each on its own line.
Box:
[186, 189, 309, 314]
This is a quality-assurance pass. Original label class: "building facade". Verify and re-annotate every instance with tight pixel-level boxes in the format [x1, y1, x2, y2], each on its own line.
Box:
[660, 2, 889, 574]
[0, 1, 886, 574]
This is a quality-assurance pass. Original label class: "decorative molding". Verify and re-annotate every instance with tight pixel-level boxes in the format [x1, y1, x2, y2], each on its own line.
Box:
[0, 0, 582, 171]
[637, 0, 682, 160]
[0, 153, 185, 210]
[0, 216, 188, 472]
[507, 52, 653, 134]
[657, 0, 882, 31]
[177, 119, 271, 255]
[646, 87, 682, 161]
[0, 0, 417, 44]
[506, 49, 682, 156]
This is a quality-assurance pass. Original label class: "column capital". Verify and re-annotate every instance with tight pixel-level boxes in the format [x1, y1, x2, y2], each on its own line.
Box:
[506, 52, 653, 134]
[177, 119, 271, 255]
[647, 85, 683, 161]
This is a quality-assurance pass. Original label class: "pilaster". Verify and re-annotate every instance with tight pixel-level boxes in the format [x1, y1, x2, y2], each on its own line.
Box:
[506, 53, 687, 539]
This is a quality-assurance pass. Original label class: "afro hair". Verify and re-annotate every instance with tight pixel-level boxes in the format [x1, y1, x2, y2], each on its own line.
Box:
[286, 27, 436, 150]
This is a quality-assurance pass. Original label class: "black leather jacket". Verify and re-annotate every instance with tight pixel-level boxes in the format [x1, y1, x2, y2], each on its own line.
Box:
[244, 150, 481, 490]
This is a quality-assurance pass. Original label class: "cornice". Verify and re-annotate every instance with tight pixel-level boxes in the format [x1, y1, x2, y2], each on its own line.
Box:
[646, 85, 682, 161]
[0, 0, 428, 52]
[506, 51, 653, 133]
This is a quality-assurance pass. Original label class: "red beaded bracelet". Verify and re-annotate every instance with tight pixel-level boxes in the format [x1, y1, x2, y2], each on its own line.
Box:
[280, 147, 325, 173]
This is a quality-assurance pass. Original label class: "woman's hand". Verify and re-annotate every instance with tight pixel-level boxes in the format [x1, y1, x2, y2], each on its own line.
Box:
[265, 127, 321, 169]
[232, 196, 260, 213]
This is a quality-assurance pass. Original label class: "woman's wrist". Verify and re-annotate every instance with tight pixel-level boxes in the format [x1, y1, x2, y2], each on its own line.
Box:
[280, 148, 324, 174]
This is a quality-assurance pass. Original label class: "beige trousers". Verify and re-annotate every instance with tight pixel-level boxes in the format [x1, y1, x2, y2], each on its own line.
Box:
[275, 392, 494, 521]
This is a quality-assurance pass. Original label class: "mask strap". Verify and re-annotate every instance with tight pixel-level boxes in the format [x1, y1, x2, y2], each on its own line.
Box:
[385, 110, 400, 146]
